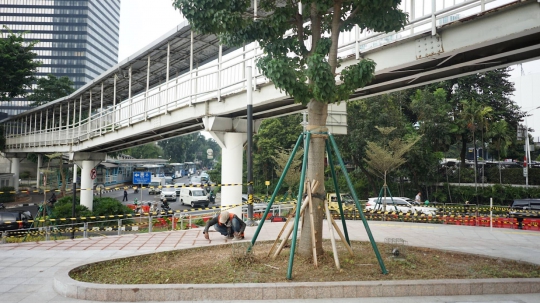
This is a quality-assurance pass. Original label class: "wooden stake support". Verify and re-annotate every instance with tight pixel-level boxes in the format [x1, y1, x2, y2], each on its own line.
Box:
[272, 181, 318, 259]
[324, 198, 340, 270]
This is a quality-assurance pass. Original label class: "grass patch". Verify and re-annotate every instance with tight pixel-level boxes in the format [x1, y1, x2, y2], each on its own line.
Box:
[69, 240, 540, 284]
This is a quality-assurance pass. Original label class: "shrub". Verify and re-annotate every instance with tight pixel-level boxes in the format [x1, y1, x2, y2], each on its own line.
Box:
[92, 197, 134, 217]
[51, 196, 92, 219]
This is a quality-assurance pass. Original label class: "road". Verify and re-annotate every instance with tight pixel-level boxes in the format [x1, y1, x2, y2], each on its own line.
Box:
[97, 175, 221, 214]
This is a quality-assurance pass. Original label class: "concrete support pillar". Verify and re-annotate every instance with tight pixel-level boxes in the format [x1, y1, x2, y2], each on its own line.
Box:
[203, 117, 262, 217]
[71, 152, 106, 211]
[11, 158, 20, 192]
[36, 154, 42, 189]
[80, 160, 95, 211]
[5, 153, 27, 192]
[220, 133, 245, 216]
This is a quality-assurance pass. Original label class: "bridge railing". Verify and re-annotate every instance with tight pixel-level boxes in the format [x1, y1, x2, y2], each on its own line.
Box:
[4, 0, 507, 149]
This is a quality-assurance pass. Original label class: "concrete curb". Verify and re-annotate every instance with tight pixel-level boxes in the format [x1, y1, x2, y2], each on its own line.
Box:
[54, 266, 540, 301]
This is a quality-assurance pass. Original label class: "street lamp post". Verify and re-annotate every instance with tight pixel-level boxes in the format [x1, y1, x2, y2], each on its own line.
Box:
[523, 106, 540, 189]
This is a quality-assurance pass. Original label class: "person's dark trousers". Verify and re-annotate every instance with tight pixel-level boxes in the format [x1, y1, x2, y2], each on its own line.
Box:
[123, 195, 128, 201]
[214, 217, 242, 236]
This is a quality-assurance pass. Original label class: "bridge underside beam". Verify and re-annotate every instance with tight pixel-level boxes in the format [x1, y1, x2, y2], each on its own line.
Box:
[343, 0, 540, 100]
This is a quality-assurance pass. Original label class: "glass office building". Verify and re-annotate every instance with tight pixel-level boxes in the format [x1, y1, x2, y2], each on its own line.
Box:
[0, 0, 121, 116]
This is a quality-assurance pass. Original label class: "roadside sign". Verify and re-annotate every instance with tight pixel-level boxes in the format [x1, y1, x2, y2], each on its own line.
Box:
[133, 171, 152, 184]
[90, 168, 97, 180]
[523, 167, 528, 177]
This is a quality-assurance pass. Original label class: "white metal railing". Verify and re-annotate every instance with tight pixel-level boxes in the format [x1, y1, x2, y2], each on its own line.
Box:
[5, 0, 509, 149]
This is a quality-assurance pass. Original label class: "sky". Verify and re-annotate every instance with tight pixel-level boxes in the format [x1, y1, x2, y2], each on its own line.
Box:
[118, 0, 540, 142]
[118, 0, 183, 62]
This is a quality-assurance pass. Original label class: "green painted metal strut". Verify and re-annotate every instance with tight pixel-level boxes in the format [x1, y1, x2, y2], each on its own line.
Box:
[287, 131, 311, 280]
[249, 133, 304, 251]
[325, 140, 350, 245]
[328, 133, 388, 274]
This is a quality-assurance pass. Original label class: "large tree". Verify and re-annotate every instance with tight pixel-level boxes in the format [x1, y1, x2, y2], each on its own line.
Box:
[0, 26, 40, 101]
[28, 74, 75, 106]
[173, 0, 407, 258]
[434, 68, 522, 165]
[158, 133, 221, 168]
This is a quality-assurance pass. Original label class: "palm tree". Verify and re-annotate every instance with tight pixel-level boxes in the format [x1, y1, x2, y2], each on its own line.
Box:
[459, 99, 493, 193]
[487, 120, 512, 184]
[488, 120, 511, 160]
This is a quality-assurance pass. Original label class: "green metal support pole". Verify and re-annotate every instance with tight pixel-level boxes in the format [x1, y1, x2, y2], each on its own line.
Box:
[287, 131, 311, 280]
[328, 134, 388, 274]
[249, 134, 304, 250]
[325, 140, 350, 245]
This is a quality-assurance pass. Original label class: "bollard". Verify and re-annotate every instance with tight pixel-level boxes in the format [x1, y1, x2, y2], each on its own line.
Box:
[45, 226, 50, 241]
[118, 219, 122, 236]
[1, 231, 6, 244]
[148, 215, 153, 233]
[83, 222, 88, 238]
[189, 216, 192, 229]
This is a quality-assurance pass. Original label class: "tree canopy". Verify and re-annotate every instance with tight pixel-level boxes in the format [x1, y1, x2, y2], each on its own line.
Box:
[0, 26, 41, 101]
[28, 74, 75, 106]
[158, 133, 221, 168]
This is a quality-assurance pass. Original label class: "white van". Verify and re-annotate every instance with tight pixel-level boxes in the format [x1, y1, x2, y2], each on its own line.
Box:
[180, 187, 210, 208]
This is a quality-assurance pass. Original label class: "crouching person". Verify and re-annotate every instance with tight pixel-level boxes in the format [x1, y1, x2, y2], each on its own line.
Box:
[203, 210, 246, 240]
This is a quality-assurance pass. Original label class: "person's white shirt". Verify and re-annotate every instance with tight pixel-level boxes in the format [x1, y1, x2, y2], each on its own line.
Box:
[415, 194, 421, 203]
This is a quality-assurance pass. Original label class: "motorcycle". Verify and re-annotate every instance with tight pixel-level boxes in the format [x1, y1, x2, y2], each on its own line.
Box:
[207, 192, 215, 204]
[0, 203, 4, 209]
[134, 187, 139, 194]
[161, 199, 172, 213]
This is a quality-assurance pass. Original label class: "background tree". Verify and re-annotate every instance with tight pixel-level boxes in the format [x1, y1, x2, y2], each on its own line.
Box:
[364, 127, 419, 208]
[335, 92, 409, 194]
[272, 148, 303, 198]
[487, 120, 512, 161]
[28, 74, 75, 106]
[434, 68, 522, 164]
[0, 26, 40, 101]
[253, 114, 303, 189]
[158, 133, 221, 168]
[123, 143, 164, 159]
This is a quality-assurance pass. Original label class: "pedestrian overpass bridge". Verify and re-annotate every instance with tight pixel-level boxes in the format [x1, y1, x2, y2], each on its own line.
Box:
[2, 0, 540, 210]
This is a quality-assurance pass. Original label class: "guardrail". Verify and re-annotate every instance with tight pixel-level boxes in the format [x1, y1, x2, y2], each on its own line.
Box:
[0, 203, 296, 244]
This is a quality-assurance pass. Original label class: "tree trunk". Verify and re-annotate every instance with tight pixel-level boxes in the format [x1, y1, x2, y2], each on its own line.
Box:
[59, 164, 66, 196]
[460, 135, 467, 166]
[298, 100, 327, 258]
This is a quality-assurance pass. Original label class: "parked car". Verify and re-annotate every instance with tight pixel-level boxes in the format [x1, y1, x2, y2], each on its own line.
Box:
[327, 192, 355, 209]
[365, 197, 437, 215]
[160, 187, 177, 201]
[180, 187, 209, 208]
[0, 211, 33, 231]
[509, 199, 540, 219]
[174, 183, 185, 196]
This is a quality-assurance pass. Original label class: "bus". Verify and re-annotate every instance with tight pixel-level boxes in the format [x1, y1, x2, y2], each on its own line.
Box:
[165, 163, 187, 178]
[184, 162, 197, 176]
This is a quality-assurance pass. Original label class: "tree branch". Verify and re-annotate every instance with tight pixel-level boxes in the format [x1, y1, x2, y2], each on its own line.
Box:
[295, 10, 308, 55]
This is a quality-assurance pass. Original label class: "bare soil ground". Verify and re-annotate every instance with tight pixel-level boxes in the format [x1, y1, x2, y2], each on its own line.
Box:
[70, 240, 540, 284]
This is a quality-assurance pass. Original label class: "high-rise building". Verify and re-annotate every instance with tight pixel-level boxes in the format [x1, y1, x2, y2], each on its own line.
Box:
[0, 0, 121, 116]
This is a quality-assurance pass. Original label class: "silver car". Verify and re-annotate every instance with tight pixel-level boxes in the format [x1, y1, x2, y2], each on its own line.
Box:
[160, 187, 177, 201]
[365, 197, 437, 215]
